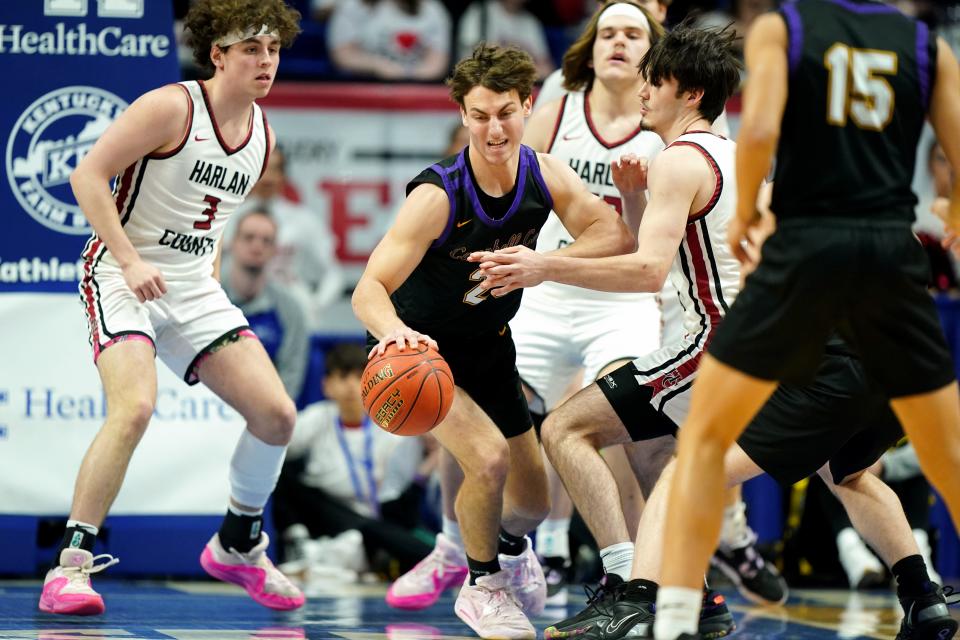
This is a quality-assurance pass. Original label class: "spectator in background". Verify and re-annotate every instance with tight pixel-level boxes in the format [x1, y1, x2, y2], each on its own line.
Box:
[227, 146, 345, 319]
[695, 0, 776, 56]
[273, 343, 434, 576]
[457, 0, 554, 79]
[328, 0, 451, 80]
[223, 210, 311, 403]
[926, 140, 960, 291]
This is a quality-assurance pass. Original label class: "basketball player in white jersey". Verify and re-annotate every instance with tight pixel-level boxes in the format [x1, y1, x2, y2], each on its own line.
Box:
[470, 22, 760, 637]
[40, 0, 305, 616]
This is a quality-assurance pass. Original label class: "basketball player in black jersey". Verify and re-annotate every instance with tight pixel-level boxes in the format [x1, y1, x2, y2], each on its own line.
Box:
[352, 44, 634, 639]
[654, 3, 960, 640]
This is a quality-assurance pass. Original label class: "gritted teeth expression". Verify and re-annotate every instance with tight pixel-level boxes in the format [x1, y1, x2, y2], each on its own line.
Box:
[461, 86, 531, 163]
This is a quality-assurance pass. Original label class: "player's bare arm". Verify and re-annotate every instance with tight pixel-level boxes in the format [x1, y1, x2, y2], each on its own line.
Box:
[70, 84, 190, 302]
[928, 37, 960, 249]
[351, 183, 449, 355]
[520, 97, 564, 152]
[731, 12, 787, 264]
[613, 153, 650, 237]
[472, 146, 699, 295]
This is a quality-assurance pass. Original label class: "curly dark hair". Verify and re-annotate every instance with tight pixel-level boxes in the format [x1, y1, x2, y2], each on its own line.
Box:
[638, 19, 741, 123]
[563, 1, 665, 92]
[184, 0, 302, 72]
[446, 44, 538, 107]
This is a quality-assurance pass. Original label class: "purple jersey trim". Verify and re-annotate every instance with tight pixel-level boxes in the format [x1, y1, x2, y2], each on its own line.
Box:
[917, 20, 931, 111]
[781, 3, 803, 75]
[461, 146, 530, 228]
[828, 0, 898, 14]
[527, 147, 554, 211]
[429, 158, 461, 248]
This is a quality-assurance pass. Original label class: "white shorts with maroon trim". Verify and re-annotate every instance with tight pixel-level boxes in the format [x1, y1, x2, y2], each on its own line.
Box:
[596, 334, 708, 441]
[78, 266, 249, 385]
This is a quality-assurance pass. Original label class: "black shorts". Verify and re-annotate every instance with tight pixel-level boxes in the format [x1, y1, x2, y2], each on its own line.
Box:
[367, 325, 532, 438]
[738, 346, 903, 485]
[709, 218, 955, 397]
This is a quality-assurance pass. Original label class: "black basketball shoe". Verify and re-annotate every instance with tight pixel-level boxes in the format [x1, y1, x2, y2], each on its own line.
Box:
[896, 583, 959, 640]
[698, 589, 735, 639]
[711, 537, 788, 605]
[543, 574, 629, 638]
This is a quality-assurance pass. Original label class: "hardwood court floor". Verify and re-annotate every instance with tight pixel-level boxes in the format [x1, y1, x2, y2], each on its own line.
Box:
[1, 580, 956, 639]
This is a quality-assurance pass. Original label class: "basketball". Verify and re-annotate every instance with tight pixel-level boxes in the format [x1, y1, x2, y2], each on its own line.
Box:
[361, 342, 455, 435]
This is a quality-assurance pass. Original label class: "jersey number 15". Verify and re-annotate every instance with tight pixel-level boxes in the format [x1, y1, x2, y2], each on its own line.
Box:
[825, 44, 898, 132]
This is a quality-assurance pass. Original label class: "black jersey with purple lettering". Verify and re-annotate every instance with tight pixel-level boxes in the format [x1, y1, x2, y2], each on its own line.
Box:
[771, 0, 936, 222]
[391, 144, 553, 337]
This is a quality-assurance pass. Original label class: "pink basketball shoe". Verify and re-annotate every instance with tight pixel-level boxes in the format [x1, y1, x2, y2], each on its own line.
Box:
[39, 548, 118, 616]
[200, 532, 305, 610]
[455, 569, 536, 640]
[386, 533, 468, 610]
[500, 538, 547, 616]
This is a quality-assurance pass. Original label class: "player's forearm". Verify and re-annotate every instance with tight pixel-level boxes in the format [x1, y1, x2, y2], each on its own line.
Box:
[734, 130, 776, 223]
[351, 277, 407, 339]
[551, 217, 634, 259]
[621, 193, 647, 244]
[70, 168, 142, 268]
[541, 252, 667, 293]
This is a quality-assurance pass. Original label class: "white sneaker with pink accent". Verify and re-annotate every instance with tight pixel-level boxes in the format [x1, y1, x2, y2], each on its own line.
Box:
[39, 548, 119, 616]
[386, 532, 468, 610]
[200, 532, 305, 610]
[455, 570, 536, 640]
[499, 539, 547, 616]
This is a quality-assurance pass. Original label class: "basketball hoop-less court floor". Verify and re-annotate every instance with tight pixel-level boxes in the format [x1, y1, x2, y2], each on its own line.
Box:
[1, 580, 954, 639]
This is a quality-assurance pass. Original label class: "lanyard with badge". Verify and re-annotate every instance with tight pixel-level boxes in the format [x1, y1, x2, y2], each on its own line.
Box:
[335, 417, 379, 517]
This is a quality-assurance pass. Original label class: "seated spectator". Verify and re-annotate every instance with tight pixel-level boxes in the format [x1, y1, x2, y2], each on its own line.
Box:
[273, 344, 434, 576]
[695, 0, 775, 56]
[226, 146, 345, 319]
[457, 0, 554, 79]
[222, 210, 310, 403]
[328, 0, 451, 80]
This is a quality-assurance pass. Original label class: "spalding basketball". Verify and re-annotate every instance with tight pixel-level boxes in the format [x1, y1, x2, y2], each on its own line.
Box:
[361, 342, 454, 435]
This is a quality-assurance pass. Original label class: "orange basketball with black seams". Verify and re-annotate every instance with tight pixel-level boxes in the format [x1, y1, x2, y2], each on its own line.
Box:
[361, 342, 454, 435]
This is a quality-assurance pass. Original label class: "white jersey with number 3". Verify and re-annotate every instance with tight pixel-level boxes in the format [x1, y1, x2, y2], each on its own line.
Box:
[88, 80, 269, 282]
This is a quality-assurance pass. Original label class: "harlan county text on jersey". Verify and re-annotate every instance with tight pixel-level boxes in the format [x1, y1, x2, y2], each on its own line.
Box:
[187, 160, 251, 197]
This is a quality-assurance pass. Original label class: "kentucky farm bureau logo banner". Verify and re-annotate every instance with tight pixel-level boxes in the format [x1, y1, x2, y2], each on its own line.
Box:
[1, 0, 177, 292]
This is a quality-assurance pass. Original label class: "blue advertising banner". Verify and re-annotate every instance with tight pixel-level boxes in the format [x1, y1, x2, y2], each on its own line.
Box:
[1, 0, 177, 293]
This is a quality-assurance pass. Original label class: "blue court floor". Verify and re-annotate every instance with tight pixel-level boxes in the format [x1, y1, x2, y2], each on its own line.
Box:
[1, 580, 955, 639]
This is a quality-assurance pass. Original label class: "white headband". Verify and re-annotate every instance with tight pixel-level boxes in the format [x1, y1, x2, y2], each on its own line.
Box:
[597, 3, 651, 33]
[216, 24, 279, 48]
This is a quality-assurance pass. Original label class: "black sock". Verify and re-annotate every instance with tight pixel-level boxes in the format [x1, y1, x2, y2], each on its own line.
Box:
[624, 578, 658, 601]
[497, 528, 527, 556]
[53, 524, 97, 569]
[218, 509, 263, 553]
[892, 554, 933, 599]
[467, 555, 501, 585]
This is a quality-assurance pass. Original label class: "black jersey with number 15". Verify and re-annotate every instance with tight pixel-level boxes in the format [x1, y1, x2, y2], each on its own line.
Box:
[770, 0, 937, 222]
[390, 144, 553, 338]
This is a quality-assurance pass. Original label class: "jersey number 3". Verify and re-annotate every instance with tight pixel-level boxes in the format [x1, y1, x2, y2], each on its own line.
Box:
[825, 44, 897, 132]
[193, 194, 221, 230]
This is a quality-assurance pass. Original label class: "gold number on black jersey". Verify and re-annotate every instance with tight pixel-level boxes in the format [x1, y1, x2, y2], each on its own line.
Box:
[463, 268, 490, 306]
[825, 44, 898, 131]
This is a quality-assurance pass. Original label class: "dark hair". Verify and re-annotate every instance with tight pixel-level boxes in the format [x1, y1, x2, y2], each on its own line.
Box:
[325, 343, 368, 377]
[563, 1, 665, 92]
[184, 0, 302, 72]
[446, 43, 538, 107]
[638, 20, 741, 123]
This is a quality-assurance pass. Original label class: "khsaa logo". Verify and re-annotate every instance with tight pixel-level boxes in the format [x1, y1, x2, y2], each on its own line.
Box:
[5, 86, 128, 235]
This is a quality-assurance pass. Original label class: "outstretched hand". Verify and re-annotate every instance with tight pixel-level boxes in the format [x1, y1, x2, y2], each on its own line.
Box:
[931, 197, 960, 257]
[611, 154, 649, 195]
[467, 245, 545, 297]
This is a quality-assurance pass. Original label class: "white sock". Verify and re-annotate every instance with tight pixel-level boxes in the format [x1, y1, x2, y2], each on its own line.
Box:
[229, 430, 287, 509]
[66, 520, 99, 536]
[536, 518, 571, 560]
[600, 542, 634, 580]
[228, 503, 263, 517]
[654, 586, 701, 639]
[442, 516, 463, 549]
[719, 500, 753, 549]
